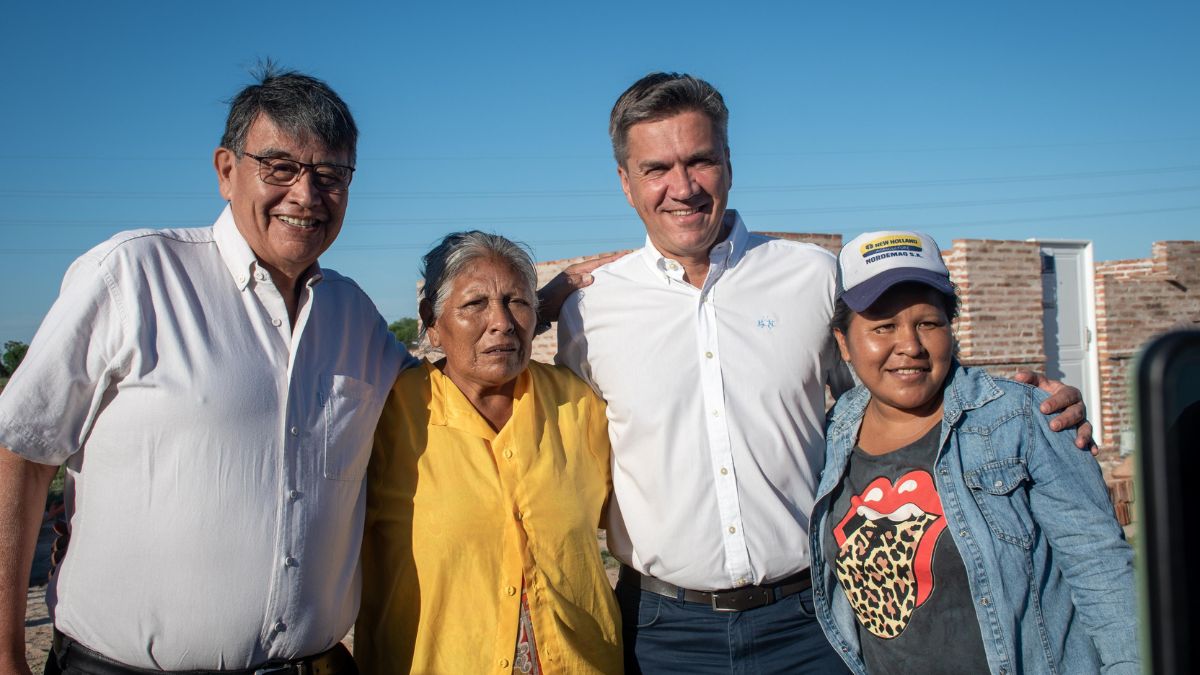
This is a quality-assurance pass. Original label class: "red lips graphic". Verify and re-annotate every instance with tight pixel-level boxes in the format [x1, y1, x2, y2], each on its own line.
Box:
[832, 470, 948, 635]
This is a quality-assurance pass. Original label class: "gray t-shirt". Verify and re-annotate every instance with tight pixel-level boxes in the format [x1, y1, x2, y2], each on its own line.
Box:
[823, 425, 990, 674]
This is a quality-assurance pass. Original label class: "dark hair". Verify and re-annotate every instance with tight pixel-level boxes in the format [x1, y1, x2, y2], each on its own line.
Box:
[831, 282, 960, 334]
[609, 72, 729, 165]
[220, 60, 358, 161]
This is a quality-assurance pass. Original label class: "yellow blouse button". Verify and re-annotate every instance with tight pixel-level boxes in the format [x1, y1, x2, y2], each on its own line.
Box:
[503, 449, 514, 459]
[499, 658, 510, 668]
[505, 585, 516, 596]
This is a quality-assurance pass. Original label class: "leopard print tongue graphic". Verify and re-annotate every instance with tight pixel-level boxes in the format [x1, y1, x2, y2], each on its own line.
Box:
[834, 512, 940, 638]
[831, 469, 948, 639]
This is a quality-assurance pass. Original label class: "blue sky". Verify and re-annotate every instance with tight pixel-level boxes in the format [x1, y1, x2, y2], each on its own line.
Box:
[1, 1, 1197, 342]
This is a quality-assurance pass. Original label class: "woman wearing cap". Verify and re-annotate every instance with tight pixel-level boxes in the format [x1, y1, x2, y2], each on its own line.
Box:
[809, 231, 1138, 674]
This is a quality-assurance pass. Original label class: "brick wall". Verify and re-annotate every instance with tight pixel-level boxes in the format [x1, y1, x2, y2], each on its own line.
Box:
[942, 239, 1046, 377]
[755, 232, 843, 255]
[1095, 241, 1200, 450]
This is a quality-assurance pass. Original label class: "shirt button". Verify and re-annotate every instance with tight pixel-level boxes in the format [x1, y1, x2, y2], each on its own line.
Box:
[274, 621, 287, 633]
[284, 556, 298, 568]
[236, 274, 247, 284]
[960, 529, 969, 537]
[940, 468, 949, 476]
[271, 318, 282, 327]
[993, 480, 1004, 488]
[288, 489, 301, 500]
[289, 426, 299, 436]
[504, 586, 516, 596]
[503, 449, 513, 459]
[980, 596, 990, 606]
[711, 410, 720, 417]
[515, 511, 523, 521]
[499, 659, 510, 669]
[728, 526, 737, 534]
[705, 351, 713, 359]
[255, 271, 268, 281]
[720, 467, 728, 475]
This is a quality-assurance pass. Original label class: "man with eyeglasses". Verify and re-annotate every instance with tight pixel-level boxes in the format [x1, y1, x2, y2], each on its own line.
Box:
[0, 67, 404, 674]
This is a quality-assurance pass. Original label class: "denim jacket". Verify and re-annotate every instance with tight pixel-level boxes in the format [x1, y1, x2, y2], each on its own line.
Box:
[810, 364, 1138, 675]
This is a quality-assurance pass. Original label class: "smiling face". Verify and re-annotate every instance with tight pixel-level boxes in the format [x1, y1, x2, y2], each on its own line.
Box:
[618, 109, 732, 264]
[834, 284, 955, 418]
[426, 256, 536, 397]
[214, 114, 350, 286]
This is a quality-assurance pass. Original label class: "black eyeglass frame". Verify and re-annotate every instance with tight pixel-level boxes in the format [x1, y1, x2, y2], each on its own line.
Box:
[243, 152, 356, 192]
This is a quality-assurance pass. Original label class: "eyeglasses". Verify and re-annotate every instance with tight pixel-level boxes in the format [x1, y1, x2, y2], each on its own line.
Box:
[244, 153, 356, 192]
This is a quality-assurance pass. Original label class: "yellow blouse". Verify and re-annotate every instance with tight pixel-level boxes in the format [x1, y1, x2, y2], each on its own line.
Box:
[356, 360, 621, 674]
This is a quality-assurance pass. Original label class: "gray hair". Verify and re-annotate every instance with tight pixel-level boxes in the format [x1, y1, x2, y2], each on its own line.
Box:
[609, 72, 729, 166]
[220, 60, 358, 161]
[420, 231, 539, 326]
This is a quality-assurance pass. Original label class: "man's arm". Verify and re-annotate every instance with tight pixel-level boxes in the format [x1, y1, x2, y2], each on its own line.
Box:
[1012, 370, 1095, 452]
[535, 252, 626, 325]
[0, 445, 57, 675]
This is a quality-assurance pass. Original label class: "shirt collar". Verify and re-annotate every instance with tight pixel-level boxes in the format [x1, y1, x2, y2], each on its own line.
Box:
[637, 209, 749, 284]
[942, 362, 1004, 425]
[426, 361, 533, 440]
[212, 204, 324, 291]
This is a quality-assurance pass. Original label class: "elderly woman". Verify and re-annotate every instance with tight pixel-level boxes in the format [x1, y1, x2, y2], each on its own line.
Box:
[809, 231, 1138, 674]
[355, 232, 620, 674]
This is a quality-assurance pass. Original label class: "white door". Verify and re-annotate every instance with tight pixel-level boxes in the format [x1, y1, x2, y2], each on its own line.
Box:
[1037, 240, 1102, 446]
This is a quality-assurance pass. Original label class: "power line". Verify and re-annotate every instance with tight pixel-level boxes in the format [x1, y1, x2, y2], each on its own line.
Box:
[4, 204, 1194, 255]
[3, 134, 1198, 162]
[2, 164, 1199, 201]
[3, 183, 1197, 228]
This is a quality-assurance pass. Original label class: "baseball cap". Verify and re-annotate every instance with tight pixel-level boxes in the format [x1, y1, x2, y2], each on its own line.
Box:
[837, 230, 953, 312]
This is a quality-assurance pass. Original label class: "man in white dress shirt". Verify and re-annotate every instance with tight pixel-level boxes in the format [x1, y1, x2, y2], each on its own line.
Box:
[0, 66, 409, 674]
[556, 72, 1092, 674]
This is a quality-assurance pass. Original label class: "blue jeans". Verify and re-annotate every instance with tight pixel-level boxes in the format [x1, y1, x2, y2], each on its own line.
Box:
[616, 577, 850, 674]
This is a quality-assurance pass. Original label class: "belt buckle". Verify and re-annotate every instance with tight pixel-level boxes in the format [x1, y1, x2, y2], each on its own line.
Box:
[710, 591, 739, 613]
[254, 665, 297, 675]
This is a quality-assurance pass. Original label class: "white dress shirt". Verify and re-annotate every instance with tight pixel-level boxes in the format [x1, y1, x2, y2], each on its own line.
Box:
[557, 211, 852, 592]
[0, 206, 412, 669]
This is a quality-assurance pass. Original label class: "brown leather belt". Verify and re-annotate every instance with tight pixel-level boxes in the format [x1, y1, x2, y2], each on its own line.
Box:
[49, 629, 357, 675]
[619, 565, 813, 613]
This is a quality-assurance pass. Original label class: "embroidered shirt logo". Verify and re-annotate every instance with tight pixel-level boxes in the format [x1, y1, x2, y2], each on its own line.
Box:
[756, 316, 777, 330]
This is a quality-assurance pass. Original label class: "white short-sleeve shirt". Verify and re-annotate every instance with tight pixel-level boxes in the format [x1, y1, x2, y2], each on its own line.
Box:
[557, 210, 852, 592]
[0, 206, 412, 668]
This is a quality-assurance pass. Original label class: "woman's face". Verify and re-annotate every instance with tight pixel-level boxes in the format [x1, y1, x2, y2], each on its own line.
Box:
[427, 256, 536, 394]
[834, 285, 954, 417]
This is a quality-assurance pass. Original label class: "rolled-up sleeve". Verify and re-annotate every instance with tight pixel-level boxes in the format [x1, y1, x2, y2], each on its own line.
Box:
[0, 252, 128, 464]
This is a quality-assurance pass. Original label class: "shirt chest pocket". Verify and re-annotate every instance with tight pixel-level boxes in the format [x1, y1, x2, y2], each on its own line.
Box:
[963, 458, 1035, 548]
[321, 374, 379, 482]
